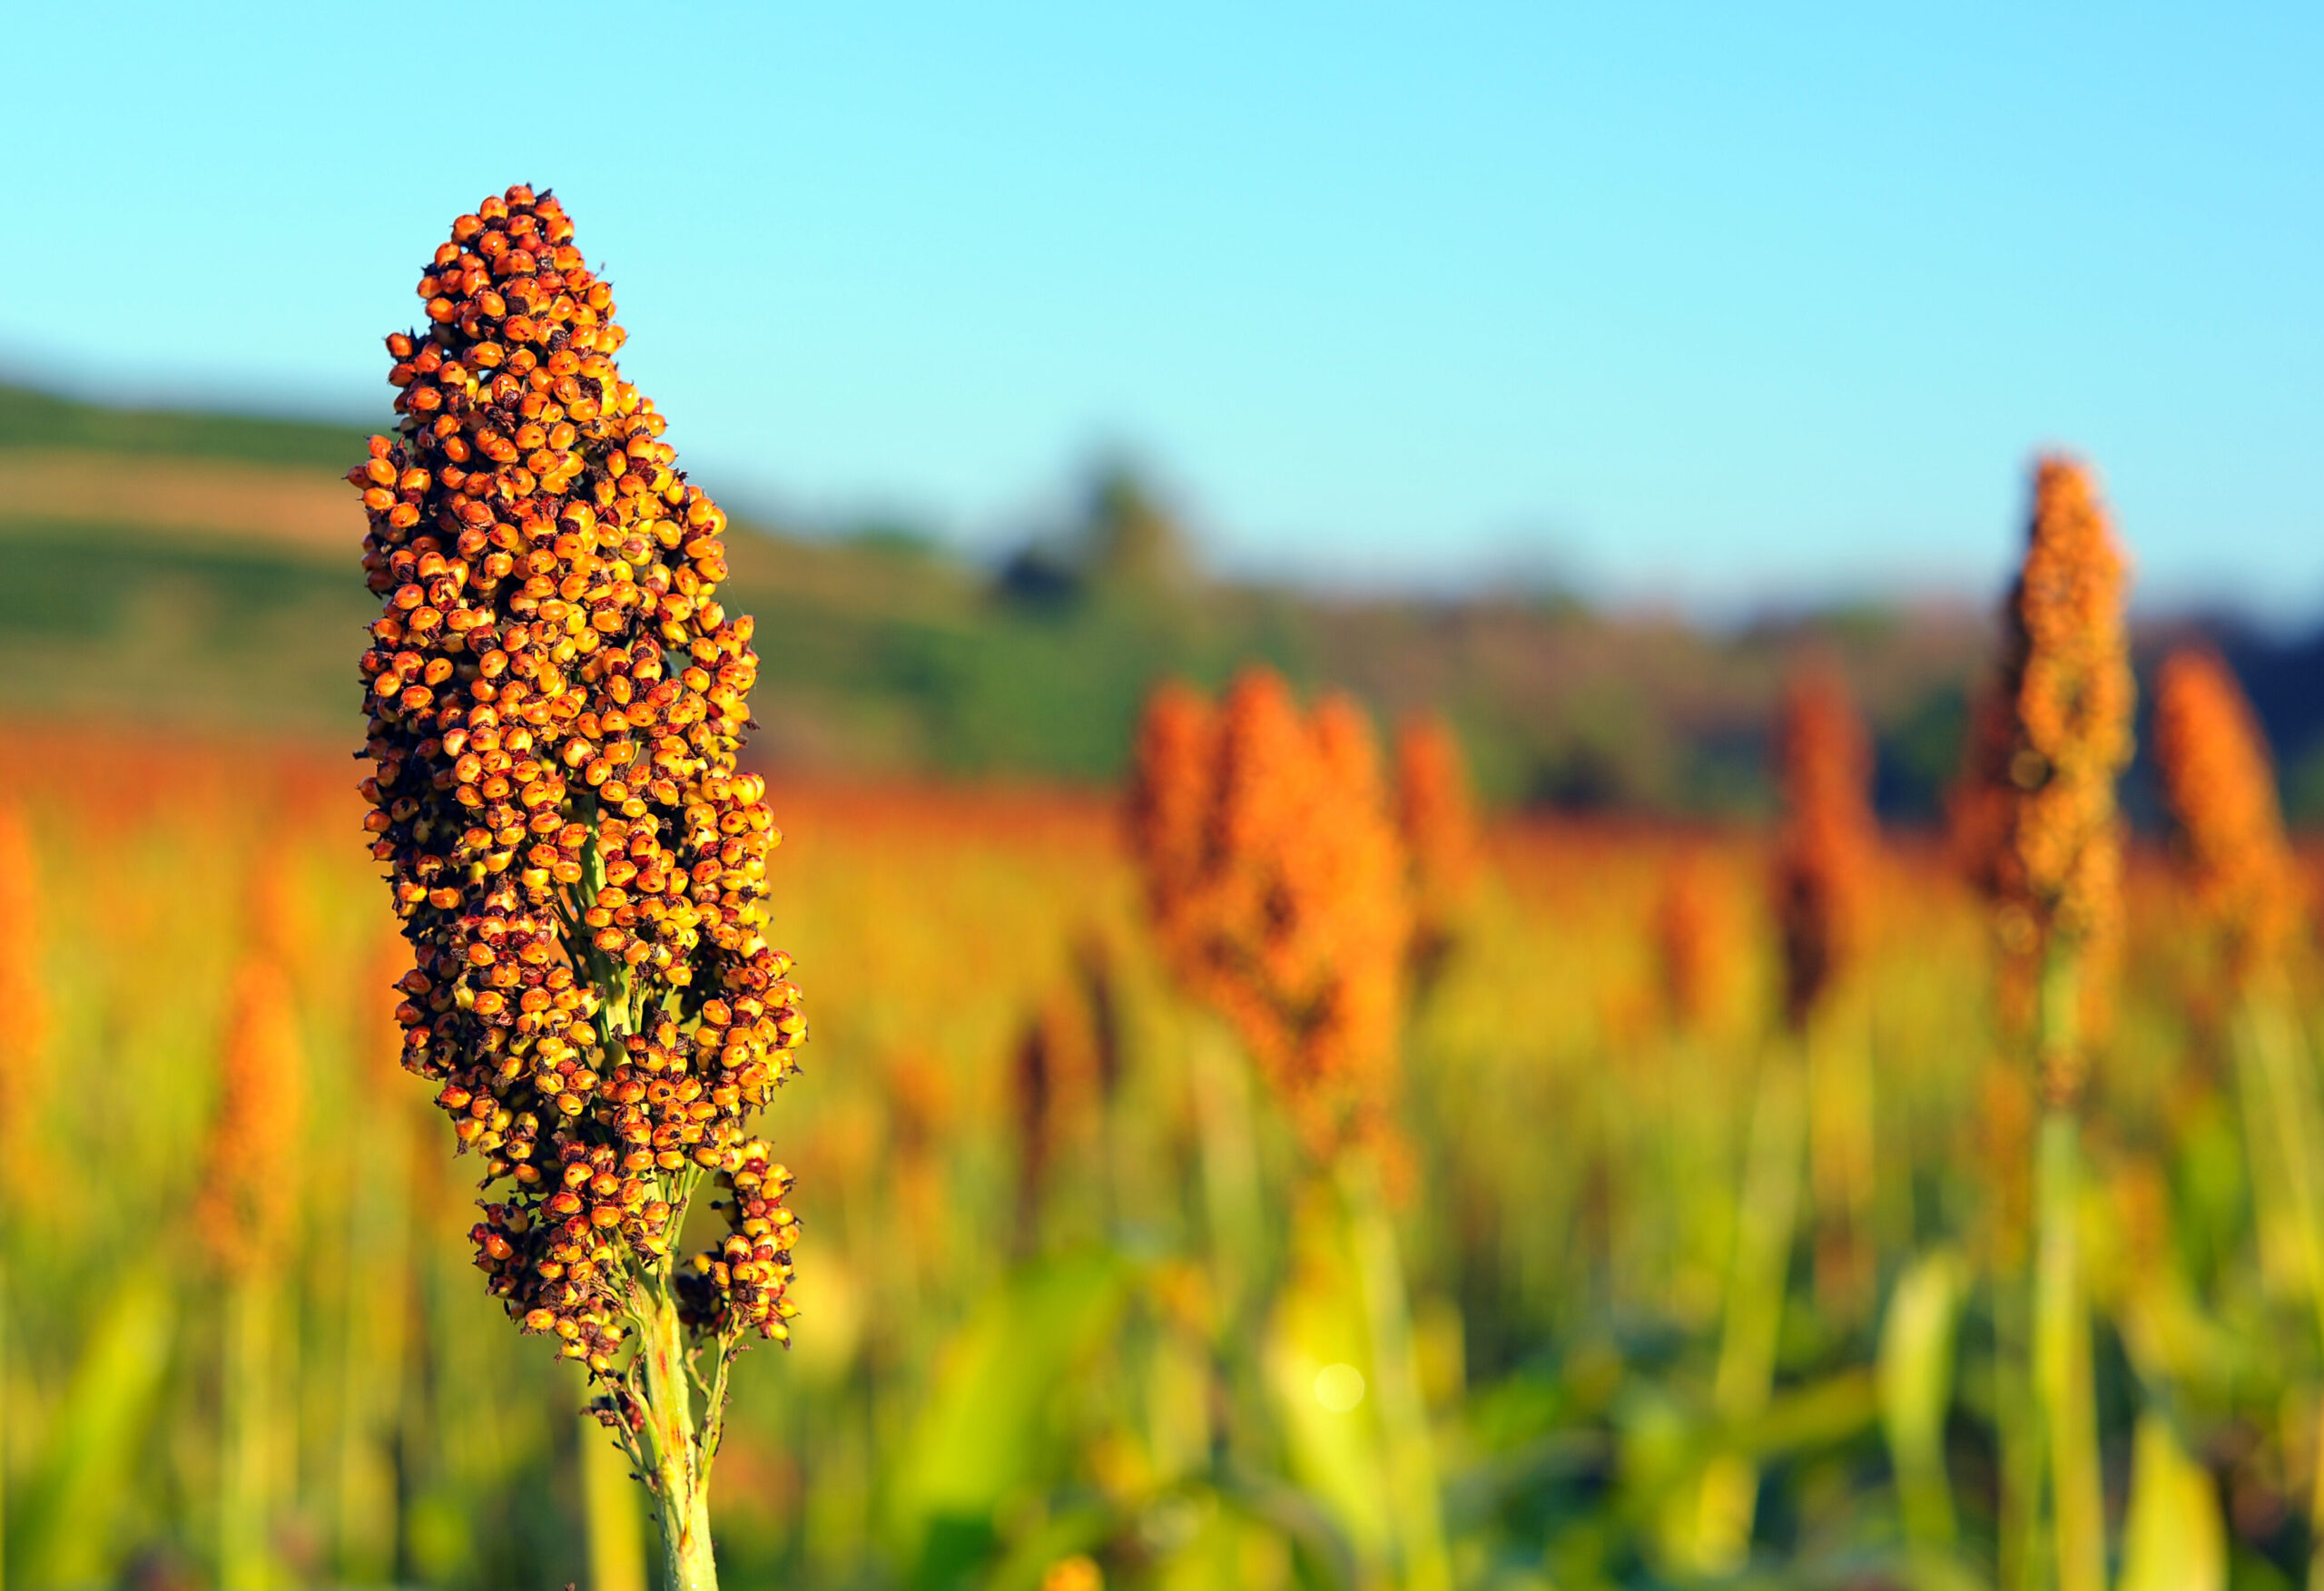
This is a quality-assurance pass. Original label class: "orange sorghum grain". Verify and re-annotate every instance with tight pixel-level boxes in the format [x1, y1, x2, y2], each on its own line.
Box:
[1125, 669, 1410, 1159]
[196, 960, 306, 1274]
[2152, 646, 2299, 979]
[1769, 663, 1878, 1029]
[350, 185, 803, 1373]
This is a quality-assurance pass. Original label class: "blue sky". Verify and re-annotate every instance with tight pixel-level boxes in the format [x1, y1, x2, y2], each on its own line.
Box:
[4, 3, 2317, 615]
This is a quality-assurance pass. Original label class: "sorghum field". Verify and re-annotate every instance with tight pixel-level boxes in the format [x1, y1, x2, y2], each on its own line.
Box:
[2, 658, 2319, 1588]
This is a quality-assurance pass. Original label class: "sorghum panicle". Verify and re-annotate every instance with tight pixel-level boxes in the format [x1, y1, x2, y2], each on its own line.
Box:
[196, 961, 306, 1274]
[1652, 848, 1736, 1039]
[1393, 713, 1481, 970]
[1124, 680, 1216, 960]
[0, 805, 45, 1114]
[1769, 664, 1877, 1028]
[1955, 457, 2134, 1095]
[1126, 669, 1410, 1158]
[2152, 646, 2299, 979]
[350, 185, 803, 1381]
[0, 802, 48, 1197]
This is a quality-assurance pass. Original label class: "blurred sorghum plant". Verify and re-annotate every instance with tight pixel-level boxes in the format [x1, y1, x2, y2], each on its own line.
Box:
[1954, 456, 2133, 1099]
[195, 961, 306, 1274]
[1769, 663, 1877, 1030]
[0, 802, 47, 1192]
[350, 182, 803, 1586]
[1126, 668, 1408, 1162]
[1955, 457, 2133, 1591]
[1652, 847, 1738, 1041]
[2152, 646, 2299, 982]
[1393, 712, 1480, 989]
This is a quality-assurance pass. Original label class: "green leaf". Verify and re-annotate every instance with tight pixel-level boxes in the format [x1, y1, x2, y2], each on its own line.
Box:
[8, 1269, 177, 1588]
[891, 1252, 1128, 1591]
[2119, 1414, 2225, 1591]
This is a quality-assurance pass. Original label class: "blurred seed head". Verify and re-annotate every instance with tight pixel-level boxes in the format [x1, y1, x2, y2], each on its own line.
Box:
[2152, 646, 2299, 980]
[1652, 846, 1742, 1040]
[0, 801, 50, 1200]
[1393, 712, 1482, 987]
[1769, 663, 1878, 1029]
[1952, 457, 2134, 1096]
[197, 959, 306, 1275]
[1125, 667, 1411, 1161]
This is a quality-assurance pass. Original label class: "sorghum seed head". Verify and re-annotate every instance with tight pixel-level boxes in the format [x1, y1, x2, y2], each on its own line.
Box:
[1652, 846, 1738, 1039]
[355, 185, 801, 1369]
[2152, 645, 2299, 980]
[1393, 712, 1481, 977]
[197, 959, 306, 1275]
[1125, 669, 1410, 1160]
[1769, 662, 1878, 1028]
[0, 802, 49, 1196]
[1952, 456, 2133, 1098]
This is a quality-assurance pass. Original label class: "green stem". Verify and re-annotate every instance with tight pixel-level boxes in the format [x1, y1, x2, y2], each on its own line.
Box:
[1337, 1152, 1452, 1591]
[221, 1270, 275, 1591]
[1698, 1040, 1805, 1573]
[335, 1099, 409, 1582]
[2032, 939, 2105, 1591]
[1, 1247, 9, 1591]
[1995, 1264, 2040, 1591]
[1807, 1002, 1877, 1329]
[630, 1276, 718, 1591]
[582, 1409, 648, 1591]
[1190, 1027, 1263, 1331]
[2239, 980, 2324, 1590]
[2034, 1109, 2103, 1591]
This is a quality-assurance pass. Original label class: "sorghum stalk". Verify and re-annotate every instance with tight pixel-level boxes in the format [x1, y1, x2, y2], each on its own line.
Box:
[351, 184, 806, 1590]
[1695, 1046, 1805, 1575]
[1770, 663, 1881, 1324]
[1126, 671, 1444, 1591]
[335, 938, 415, 1583]
[1648, 849, 1746, 1316]
[2152, 647, 2324, 1585]
[197, 959, 306, 1591]
[1963, 457, 2133, 1591]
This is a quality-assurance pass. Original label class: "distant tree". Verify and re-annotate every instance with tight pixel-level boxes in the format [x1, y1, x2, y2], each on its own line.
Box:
[1081, 464, 1199, 595]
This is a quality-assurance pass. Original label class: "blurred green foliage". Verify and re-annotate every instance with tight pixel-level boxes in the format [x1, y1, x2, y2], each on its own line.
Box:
[2, 751, 2309, 1587]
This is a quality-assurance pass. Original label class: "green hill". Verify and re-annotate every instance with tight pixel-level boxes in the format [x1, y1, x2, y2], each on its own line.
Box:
[0, 380, 2003, 816]
[0, 382, 371, 469]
